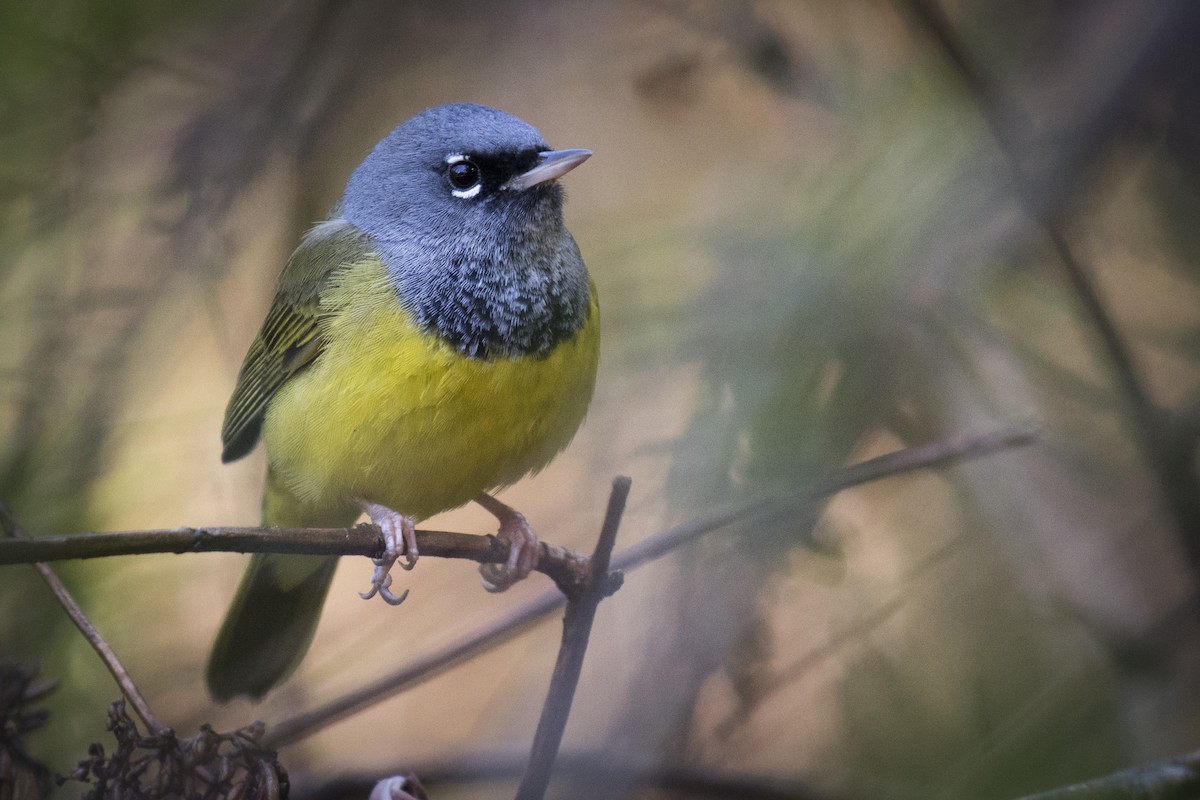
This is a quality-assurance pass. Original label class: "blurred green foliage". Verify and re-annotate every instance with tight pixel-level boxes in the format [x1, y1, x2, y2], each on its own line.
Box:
[2, 2, 1200, 798]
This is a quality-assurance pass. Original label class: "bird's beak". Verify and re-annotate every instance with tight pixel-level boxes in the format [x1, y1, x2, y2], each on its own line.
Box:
[503, 148, 592, 191]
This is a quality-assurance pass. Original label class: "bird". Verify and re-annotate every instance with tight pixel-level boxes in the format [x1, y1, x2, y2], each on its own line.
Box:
[206, 103, 599, 702]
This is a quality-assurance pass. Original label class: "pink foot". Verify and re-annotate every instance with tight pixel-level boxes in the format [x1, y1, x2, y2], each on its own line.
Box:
[475, 493, 539, 593]
[358, 500, 417, 605]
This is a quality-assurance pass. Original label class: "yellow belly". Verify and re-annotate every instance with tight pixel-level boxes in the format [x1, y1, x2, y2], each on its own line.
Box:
[261, 256, 600, 521]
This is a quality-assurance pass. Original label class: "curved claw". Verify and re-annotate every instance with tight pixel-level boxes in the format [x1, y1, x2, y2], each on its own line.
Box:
[480, 562, 510, 594]
[360, 570, 405, 603]
[359, 501, 418, 604]
[379, 586, 410, 605]
[372, 574, 410, 605]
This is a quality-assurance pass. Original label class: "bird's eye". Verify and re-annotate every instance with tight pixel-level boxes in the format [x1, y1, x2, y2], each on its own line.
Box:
[447, 158, 482, 195]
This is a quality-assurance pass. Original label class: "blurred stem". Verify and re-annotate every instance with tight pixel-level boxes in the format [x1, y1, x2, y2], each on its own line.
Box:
[0, 502, 169, 737]
[1014, 748, 1200, 800]
[613, 425, 1037, 573]
[900, 0, 1200, 562]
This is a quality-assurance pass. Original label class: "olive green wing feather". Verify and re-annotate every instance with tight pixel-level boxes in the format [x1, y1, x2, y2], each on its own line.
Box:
[221, 220, 374, 463]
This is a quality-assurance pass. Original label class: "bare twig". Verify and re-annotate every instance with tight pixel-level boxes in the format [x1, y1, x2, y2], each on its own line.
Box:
[266, 426, 1034, 747]
[0, 525, 592, 597]
[0, 503, 169, 737]
[514, 476, 630, 800]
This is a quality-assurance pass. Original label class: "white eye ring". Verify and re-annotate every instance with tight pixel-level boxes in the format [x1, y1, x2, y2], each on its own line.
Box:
[446, 153, 482, 199]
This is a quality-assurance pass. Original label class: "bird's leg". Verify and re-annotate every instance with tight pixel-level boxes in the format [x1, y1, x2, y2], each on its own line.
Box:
[358, 500, 418, 606]
[475, 492, 539, 593]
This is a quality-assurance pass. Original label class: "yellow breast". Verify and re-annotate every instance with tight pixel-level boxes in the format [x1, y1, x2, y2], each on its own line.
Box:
[260, 255, 599, 521]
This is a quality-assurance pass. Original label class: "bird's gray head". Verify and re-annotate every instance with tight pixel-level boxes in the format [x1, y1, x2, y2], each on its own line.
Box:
[340, 103, 592, 359]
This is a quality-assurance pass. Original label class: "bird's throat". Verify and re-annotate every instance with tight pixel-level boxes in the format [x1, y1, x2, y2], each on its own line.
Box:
[385, 232, 591, 360]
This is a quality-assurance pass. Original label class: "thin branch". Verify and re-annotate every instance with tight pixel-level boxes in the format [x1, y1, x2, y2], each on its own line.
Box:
[514, 476, 630, 800]
[0, 428, 1034, 577]
[0, 525, 593, 598]
[266, 426, 1035, 747]
[0, 503, 170, 737]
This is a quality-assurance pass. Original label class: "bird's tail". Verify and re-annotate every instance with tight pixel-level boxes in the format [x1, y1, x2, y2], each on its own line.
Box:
[206, 470, 356, 702]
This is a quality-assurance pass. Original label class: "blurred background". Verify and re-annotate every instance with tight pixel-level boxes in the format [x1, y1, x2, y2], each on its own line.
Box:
[3, 1, 1200, 797]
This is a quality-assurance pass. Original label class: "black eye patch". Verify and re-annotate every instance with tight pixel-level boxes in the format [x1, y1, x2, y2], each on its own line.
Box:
[443, 148, 545, 199]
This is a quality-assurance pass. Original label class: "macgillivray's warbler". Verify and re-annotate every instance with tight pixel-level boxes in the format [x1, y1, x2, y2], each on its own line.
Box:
[207, 103, 598, 702]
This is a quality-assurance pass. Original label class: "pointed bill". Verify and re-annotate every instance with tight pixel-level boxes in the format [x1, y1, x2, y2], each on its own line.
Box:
[503, 148, 592, 191]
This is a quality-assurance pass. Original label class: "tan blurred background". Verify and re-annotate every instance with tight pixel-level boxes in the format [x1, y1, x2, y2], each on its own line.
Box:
[3, 1, 1200, 798]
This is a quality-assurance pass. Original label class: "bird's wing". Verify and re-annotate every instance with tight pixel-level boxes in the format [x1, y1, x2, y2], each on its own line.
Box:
[220, 220, 374, 463]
